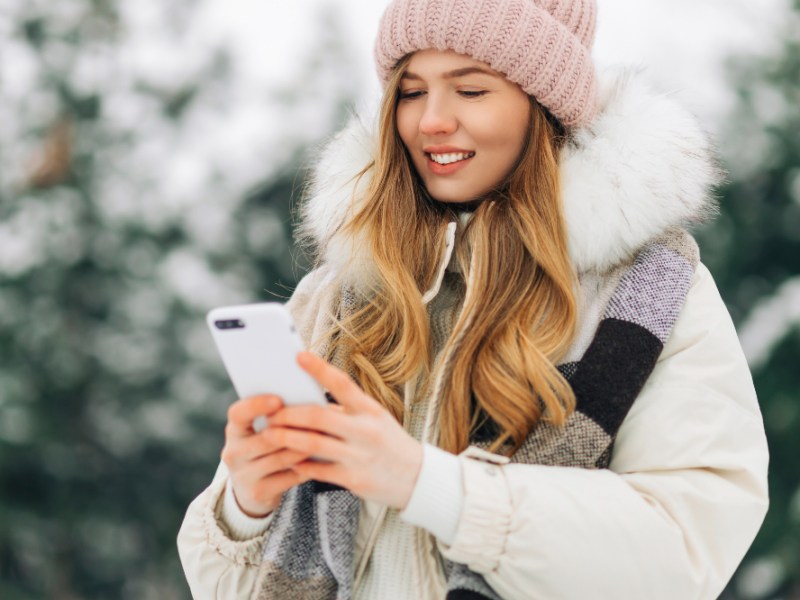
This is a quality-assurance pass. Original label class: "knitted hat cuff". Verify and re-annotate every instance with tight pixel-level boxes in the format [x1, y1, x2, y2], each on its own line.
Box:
[374, 0, 598, 128]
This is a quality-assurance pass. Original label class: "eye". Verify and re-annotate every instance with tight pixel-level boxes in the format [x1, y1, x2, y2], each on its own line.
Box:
[399, 90, 425, 100]
[459, 90, 487, 98]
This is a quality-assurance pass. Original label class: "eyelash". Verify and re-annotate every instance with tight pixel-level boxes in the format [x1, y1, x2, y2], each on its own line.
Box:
[399, 90, 487, 100]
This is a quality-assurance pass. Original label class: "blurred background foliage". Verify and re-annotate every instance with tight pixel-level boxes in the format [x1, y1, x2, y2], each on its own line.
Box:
[703, 2, 800, 597]
[0, 1, 352, 597]
[0, 0, 798, 598]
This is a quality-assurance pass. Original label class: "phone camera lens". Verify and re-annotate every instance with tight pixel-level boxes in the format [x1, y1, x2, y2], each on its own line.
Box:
[214, 319, 245, 330]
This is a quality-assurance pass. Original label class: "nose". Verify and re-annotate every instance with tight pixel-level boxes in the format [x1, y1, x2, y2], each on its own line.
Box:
[418, 94, 457, 137]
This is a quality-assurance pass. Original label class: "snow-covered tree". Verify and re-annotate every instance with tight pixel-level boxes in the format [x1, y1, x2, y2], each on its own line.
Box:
[699, 2, 800, 598]
[0, 1, 353, 596]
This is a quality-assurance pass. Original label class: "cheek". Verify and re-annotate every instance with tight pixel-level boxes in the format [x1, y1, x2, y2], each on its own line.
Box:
[491, 108, 529, 166]
[479, 120, 527, 170]
[395, 108, 416, 149]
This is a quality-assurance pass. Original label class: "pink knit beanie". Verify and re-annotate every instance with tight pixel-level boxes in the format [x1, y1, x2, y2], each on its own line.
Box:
[375, 0, 598, 128]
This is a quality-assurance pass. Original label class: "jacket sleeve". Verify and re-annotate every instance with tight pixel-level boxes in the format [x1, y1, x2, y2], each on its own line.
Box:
[438, 263, 770, 600]
[177, 462, 271, 600]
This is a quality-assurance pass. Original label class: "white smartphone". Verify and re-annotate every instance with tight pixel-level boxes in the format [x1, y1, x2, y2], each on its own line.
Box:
[206, 303, 328, 430]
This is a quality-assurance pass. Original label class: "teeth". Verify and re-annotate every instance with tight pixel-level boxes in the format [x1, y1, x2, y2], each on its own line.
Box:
[429, 152, 474, 165]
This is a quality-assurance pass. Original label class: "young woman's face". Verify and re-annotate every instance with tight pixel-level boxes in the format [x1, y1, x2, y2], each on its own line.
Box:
[396, 49, 531, 204]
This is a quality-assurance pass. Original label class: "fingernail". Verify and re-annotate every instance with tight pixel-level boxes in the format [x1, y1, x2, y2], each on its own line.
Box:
[297, 352, 311, 367]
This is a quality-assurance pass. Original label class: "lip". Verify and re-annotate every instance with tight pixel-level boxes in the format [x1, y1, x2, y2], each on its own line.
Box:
[423, 145, 474, 154]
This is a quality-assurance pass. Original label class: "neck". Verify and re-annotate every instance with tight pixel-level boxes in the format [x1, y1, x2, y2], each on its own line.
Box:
[440, 199, 483, 213]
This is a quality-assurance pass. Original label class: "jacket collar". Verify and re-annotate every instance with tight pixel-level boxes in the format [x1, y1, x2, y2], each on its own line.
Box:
[298, 67, 721, 280]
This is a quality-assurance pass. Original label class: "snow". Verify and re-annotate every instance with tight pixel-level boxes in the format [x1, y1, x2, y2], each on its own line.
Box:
[738, 276, 800, 371]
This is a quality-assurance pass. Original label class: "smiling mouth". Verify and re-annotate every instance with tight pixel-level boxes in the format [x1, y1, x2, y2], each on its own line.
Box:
[424, 152, 475, 177]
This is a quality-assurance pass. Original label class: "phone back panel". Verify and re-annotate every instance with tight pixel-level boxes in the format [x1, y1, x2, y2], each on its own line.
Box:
[206, 303, 327, 406]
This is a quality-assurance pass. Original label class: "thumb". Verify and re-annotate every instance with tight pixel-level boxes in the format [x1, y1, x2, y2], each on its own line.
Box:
[297, 352, 380, 415]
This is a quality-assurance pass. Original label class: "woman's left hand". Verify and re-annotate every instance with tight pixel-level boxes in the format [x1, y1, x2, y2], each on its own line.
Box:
[264, 351, 423, 510]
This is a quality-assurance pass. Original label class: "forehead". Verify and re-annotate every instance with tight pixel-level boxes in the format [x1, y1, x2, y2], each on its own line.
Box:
[401, 49, 502, 80]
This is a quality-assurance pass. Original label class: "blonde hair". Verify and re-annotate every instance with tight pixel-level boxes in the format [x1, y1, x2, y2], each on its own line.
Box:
[315, 54, 577, 455]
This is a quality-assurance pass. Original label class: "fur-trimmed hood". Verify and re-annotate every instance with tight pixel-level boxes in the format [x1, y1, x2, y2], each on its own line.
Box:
[298, 67, 721, 276]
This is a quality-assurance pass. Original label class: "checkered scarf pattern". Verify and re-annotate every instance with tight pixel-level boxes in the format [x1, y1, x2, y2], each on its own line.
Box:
[253, 228, 699, 600]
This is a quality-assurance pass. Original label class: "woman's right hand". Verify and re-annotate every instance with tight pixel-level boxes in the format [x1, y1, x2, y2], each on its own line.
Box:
[221, 395, 311, 518]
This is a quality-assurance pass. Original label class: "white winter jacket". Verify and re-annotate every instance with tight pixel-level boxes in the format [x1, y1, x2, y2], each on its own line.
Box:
[177, 69, 769, 599]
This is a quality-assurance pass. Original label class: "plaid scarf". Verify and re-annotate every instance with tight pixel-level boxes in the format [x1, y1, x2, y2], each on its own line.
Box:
[253, 228, 699, 600]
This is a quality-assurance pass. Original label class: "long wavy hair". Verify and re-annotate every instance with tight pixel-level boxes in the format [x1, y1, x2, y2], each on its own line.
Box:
[312, 54, 578, 455]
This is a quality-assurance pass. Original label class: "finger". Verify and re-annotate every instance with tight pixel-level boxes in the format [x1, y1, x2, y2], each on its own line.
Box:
[268, 405, 353, 439]
[221, 430, 282, 468]
[226, 395, 283, 438]
[264, 426, 354, 463]
[239, 449, 312, 480]
[252, 468, 309, 499]
[229, 450, 312, 514]
[297, 352, 379, 415]
[292, 460, 352, 491]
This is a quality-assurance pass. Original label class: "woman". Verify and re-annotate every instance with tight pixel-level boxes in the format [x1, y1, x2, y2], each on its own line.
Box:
[178, 1, 769, 598]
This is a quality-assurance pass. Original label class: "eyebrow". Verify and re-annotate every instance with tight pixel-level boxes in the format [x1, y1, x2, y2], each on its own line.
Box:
[401, 66, 500, 81]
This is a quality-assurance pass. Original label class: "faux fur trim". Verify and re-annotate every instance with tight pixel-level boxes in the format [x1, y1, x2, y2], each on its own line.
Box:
[560, 68, 721, 272]
[298, 67, 721, 277]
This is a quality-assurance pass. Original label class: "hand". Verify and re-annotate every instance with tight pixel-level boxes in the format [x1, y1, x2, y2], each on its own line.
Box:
[221, 395, 312, 517]
[265, 352, 424, 510]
